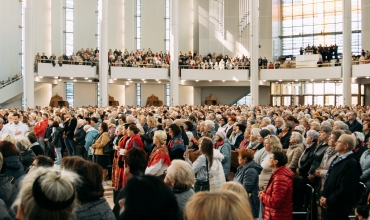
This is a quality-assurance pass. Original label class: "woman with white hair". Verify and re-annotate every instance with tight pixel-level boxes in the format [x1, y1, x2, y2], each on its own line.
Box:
[286, 132, 304, 172]
[13, 167, 80, 220]
[74, 119, 86, 158]
[297, 130, 319, 180]
[16, 138, 36, 173]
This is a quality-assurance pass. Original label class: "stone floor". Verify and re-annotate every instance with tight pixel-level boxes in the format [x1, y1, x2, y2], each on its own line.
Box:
[103, 180, 115, 208]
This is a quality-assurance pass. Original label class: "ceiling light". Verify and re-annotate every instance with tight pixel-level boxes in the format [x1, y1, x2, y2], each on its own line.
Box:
[73, 79, 77, 82]
[85, 78, 88, 80]
[58, 79, 62, 81]
[326, 78, 330, 80]
[278, 80, 282, 82]
[295, 79, 298, 81]
[222, 80, 225, 82]
[195, 80, 199, 82]
[366, 77, 369, 79]
[39, 76, 43, 78]
[70, 77, 74, 79]
[128, 79, 131, 80]
[114, 78, 117, 80]
[142, 79, 145, 81]
[311, 79, 314, 81]
[209, 80, 212, 82]
[276, 82, 279, 84]
[144, 81, 147, 83]
[158, 81, 161, 83]
[54, 76, 58, 79]
[353, 77, 357, 79]
[156, 79, 159, 81]
[88, 80, 92, 82]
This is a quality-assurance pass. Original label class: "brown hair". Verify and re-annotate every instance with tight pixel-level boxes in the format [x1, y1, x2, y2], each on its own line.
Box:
[238, 148, 254, 162]
[0, 141, 19, 157]
[128, 124, 140, 134]
[199, 137, 213, 168]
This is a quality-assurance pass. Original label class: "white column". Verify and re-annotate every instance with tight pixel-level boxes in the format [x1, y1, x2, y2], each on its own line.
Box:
[51, 0, 63, 56]
[24, 0, 35, 108]
[99, 0, 108, 107]
[170, 0, 179, 106]
[362, 0, 370, 52]
[249, 0, 258, 106]
[342, 0, 351, 106]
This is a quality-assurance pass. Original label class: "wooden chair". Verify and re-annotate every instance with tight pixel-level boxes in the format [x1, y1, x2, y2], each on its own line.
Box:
[231, 150, 239, 169]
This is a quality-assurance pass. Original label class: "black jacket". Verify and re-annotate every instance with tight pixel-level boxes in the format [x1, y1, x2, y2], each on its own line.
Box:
[65, 118, 77, 139]
[75, 126, 86, 146]
[280, 130, 292, 149]
[346, 119, 363, 133]
[308, 142, 329, 175]
[298, 142, 317, 178]
[233, 133, 244, 150]
[52, 127, 64, 148]
[322, 153, 362, 219]
[44, 125, 53, 140]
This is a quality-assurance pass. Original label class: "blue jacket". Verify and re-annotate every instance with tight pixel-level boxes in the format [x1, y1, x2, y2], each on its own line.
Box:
[233, 160, 262, 218]
[218, 139, 231, 179]
[360, 149, 370, 187]
[85, 128, 99, 156]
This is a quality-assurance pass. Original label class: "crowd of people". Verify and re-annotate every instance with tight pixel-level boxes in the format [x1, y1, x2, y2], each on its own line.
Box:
[0, 74, 21, 88]
[0, 104, 370, 219]
[299, 44, 339, 61]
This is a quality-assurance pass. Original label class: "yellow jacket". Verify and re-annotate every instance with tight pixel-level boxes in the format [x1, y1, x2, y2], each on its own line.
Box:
[92, 132, 110, 155]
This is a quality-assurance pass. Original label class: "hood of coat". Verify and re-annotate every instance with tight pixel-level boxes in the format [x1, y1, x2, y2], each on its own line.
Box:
[87, 127, 97, 133]
[273, 165, 294, 179]
[213, 149, 225, 161]
[244, 160, 263, 175]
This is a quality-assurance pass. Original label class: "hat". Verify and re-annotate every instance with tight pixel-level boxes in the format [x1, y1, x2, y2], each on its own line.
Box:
[216, 130, 226, 140]
[259, 129, 271, 138]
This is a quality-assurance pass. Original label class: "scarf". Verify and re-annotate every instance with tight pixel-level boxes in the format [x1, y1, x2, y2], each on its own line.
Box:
[148, 145, 171, 167]
[168, 134, 184, 150]
[214, 140, 224, 150]
[239, 139, 249, 149]
[325, 146, 337, 157]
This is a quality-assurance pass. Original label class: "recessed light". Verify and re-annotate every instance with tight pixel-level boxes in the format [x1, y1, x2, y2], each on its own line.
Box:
[85, 78, 88, 80]
[73, 79, 77, 82]
[144, 81, 147, 83]
[158, 81, 161, 83]
[142, 79, 145, 81]
[209, 80, 212, 82]
[54, 76, 58, 79]
[128, 79, 131, 80]
[222, 80, 225, 82]
[70, 77, 73, 79]
[326, 78, 330, 80]
[263, 80, 266, 82]
[311, 79, 314, 81]
[195, 80, 199, 82]
[114, 78, 117, 80]
[366, 77, 369, 79]
[156, 79, 159, 81]
[295, 79, 298, 81]
[278, 80, 282, 82]
[88, 80, 92, 82]
[58, 79, 62, 81]
[39, 76, 43, 78]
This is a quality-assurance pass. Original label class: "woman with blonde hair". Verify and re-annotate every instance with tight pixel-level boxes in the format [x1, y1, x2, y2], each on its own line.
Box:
[145, 130, 171, 179]
[13, 167, 80, 220]
[184, 190, 254, 220]
[220, 181, 251, 208]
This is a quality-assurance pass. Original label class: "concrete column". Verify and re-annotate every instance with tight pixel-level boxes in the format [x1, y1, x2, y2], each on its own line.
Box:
[99, 0, 108, 107]
[24, 0, 35, 108]
[51, 0, 63, 56]
[249, 0, 259, 106]
[342, 0, 351, 106]
[170, 0, 179, 106]
[362, 0, 370, 51]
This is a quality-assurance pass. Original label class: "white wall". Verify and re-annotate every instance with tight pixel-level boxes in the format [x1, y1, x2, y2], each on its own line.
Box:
[35, 84, 52, 107]
[260, 67, 342, 81]
[2, 99, 22, 109]
[74, 0, 96, 51]
[34, 0, 51, 55]
[111, 67, 169, 80]
[51, 0, 64, 55]
[194, 87, 202, 105]
[0, 0, 21, 80]
[125, 83, 137, 106]
[141, 0, 166, 52]
[74, 83, 97, 107]
[109, 84, 126, 106]
[258, 86, 270, 105]
[52, 82, 65, 99]
[179, 86, 194, 105]
[259, 0, 272, 61]
[199, 86, 250, 105]
[178, 0, 194, 52]
[141, 84, 165, 106]
[362, 0, 370, 52]
[108, 0, 135, 51]
[38, 63, 97, 78]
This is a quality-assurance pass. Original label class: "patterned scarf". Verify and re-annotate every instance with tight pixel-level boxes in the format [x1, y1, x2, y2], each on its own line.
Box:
[325, 146, 337, 157]
[214, 140, 224, 149]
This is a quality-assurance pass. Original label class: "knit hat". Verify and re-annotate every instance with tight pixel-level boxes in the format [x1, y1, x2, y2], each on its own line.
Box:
[216, 130, 226, 140]
[259, 129, 271, 138]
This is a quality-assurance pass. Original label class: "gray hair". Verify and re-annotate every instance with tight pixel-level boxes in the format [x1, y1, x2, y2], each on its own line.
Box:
[353, 131, 365, 142]
[291, 131, 304, 144]
[204, 120, 215, 130]
[306, 130, 319, 142]
[251, 128, 261, 138]
[321, 121, 331, 127]
[265, 124, 276, 134]
[83, 125, 91, 131]
[333, 121, 349, 130]
[261, 117, 271, 125]
[77, 119, 85, 126]
[16, 138, 32, 151]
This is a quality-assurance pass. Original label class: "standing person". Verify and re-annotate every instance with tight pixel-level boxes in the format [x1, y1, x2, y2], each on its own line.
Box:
[43, 118, 55, 160]
[320, 134, 362, 219]
[359, 140, 370, 188]
[214, 130, 231, 180]
[51, 121, 63, 165]
[74, 119, 86, 158]
[84, 125, 98, 161]
[33, 115, 48, 152]
[10, 113, 28, 139]
[259, 151, 294, 220]
[297, 130, 319, 181]
[168, 124, 186, 161]
[63, 111, 77, 156]
[92, 122, 110, 186]
[233, 148, 262, 219]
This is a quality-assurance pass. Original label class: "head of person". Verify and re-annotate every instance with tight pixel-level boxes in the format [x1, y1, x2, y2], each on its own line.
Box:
[250, 128, 261, 142]
[228, 116, 236, 125]
[147, 116, 158, 128]
[77, 119, 85, 128]
[62, 157, 104, 204]
[199, 137, 214, 167]
[274, 117, 284, 128]
[235, 124, 246, 134]
[319, 126, 332, 143]
[183, 121, 193, 132]
[168, 124, 181, 139]
[215, 130, 226, 142]
[258, 129, 271, 144]
[220, 182, 252, 213]
[164, 159, 195, 189]
[328, 130, 345, 148]
[353, 131, 365, 145]
[333, 121, 349, 131]
[289, 132, 304, 145]
[184, 190, 253, 220]
[269, 151, 288, 170]
[16, 138, 32, 152]
[27, 132, 38, 144]
[347, 111, 357, 122]
[153, 130, 167, 146]
[335, 134, 356, 155]
[264, 135, 282, 152]
[13, 113, 21, 125]
[305, 130, 319, 145]
[238, 148, 254, 166]
[119, 175, 179, 220]
[282, 122, 293, 132]
[99, 122, 108, 133]
[13, 167, 80, 220]
[29, 155, 54, 173]
[0, 140, 19, 160]
[0, 118, 4, 130]
[127, 124, 140, 137]
[123, 147, 147, 178]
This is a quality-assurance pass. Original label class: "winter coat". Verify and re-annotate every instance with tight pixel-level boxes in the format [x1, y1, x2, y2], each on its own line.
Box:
[360, 149, 370, 187]
[298, 142, 317, 178]
[92, 132, 110, 155]
[3, 155, 24, 181]
[286, 143, 304, 170]
[75, 125, 86, 146]
[85, 128, 99, 156]
[74, 198, 116, 220]
[318, 148, 337, 192]
[260, 165, 294, 220]
[308, 142, 329, 175]
[52, 127, 64, 148]
[0, 174, 17, 210]
[20, 149, 36, 173]
[233, 160, 262, 218]
[174, 188, 195, 220]
[280, 130, 292, 149]
[33, 119, 48, 138]
[218, 139, 231, 179]
[209, 149, 226, 190]
[346, 119, 363, 133]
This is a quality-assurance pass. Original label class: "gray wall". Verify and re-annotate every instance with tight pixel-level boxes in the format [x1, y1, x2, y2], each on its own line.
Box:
[199, 86, 250, 105]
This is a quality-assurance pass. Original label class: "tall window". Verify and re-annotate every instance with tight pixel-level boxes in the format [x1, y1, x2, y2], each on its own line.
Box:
[97, 83, 100, 106]
[65, 0, 74, 55]
[96, 0, 102, 48]
[66, 82, 74, 107]
[166, 84, 170, 105]
[20, 1, 24, 76]
[136, 83, 141, 106]
[281, 0, 361, 55]
[165, 0, 170, 53]
[135, 0, 141, 50]
[234, 94, 251, 106]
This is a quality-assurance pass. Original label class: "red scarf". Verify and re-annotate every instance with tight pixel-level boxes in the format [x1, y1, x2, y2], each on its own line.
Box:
[148, 145, 171, 167]
[126, 135, 144, 151]
[214, 140, 224, 149]
[239, 139, 249, 149]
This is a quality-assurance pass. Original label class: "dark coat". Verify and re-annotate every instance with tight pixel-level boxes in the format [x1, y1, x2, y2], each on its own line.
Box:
[308, 142, 329, 175]
[20, 149, 36, 173]
[280, 130, 292, 149]
[65, 118, 77, 139]
[260, 166, 294, 220]
[233, 133, 244, 150]
[0, 174, 17, 210]
[75, 126, 86, 146]
[52, 127, 64, 148]
[298, 142, 317, 178]
[346, 119, 363, 133]
[322, 153, 362, 219]
[3, 156, 24, 181]
[30, 143, 44, 156]
[233, 160, 262, 218]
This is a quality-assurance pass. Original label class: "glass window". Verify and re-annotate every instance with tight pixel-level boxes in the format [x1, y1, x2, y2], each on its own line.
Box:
[352, 96, 358, 105]
[325, 96, 335, 105]
[166, 84, 170, 106]
[304, 83, 313, 94]
[351, 84, 358, 94]
[273, 96, 281, 106]
[313, 83, 324, 94]
[136, 83, 141, 106]
[336, 96, 343, 106]
[165, 0, 170, 53]
[66, 82, 74, 107]
[282, 83, 292, 94]
[304, 96, 313, 105]
[314, 96, 324, 105]
[136, 0, 141, 50]
[283, 96, 291, 106]
[65, 0, 74, 55]
[324, 83, 335, 94]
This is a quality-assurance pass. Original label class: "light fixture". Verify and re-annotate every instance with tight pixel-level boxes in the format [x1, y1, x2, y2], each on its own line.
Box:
[39, 76, 43, 78]
[58, 79, 62, 81]
[85, 77, 88, 80]
[195, 80, 199, 82]
[353, 77, 357, 79]
[222, 80, 225, 82]
[128, 79, 131, 80]
[311, 79, 314, 81]
[326, 78, 330, 80]
[276, 82, 279, 84]
[144, 81, 147, 83]
[70, 77, 74, 79]
[295, 79, 298, 81]
[142, 79, 145, 81]
[54, 76, 58, 79]
[209, 80, 212, 82]
[114, 78, 117, 81]
[156, 79, 159, 81]
[263, 80, 266, 82]
[158, 81, 161, 83]
[88, 80, 92, 82]
[366, 77, 370, 79]
[278, 79, 282, 82]
[73, 79, 77, 82]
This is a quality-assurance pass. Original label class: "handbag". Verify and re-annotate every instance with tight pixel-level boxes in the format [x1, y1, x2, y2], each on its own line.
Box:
[194, 156, 210, 192]
[103, 140, 114, 155]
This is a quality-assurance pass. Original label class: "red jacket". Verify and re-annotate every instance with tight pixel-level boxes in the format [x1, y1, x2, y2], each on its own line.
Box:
[125, 135, 144, 151]
[34, 118, 48, 138]
[260, 165, 294, 220]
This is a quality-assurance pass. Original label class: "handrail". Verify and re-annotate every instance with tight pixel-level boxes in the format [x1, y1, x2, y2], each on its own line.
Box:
[0, 76, 22, 89]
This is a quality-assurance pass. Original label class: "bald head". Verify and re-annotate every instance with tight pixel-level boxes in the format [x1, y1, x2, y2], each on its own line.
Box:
[336, 134, 356, 155]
